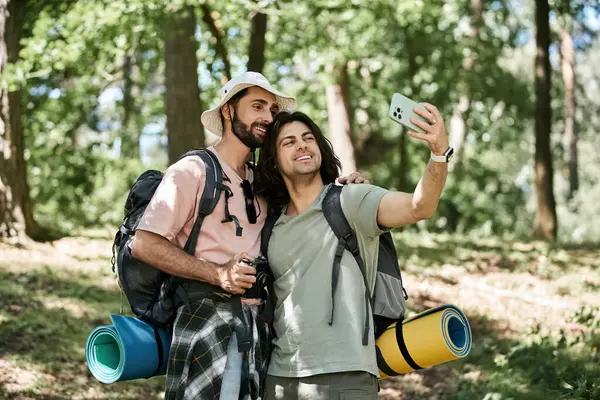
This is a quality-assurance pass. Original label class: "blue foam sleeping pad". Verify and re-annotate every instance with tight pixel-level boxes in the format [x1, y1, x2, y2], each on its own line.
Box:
[86, 314, 171, 383]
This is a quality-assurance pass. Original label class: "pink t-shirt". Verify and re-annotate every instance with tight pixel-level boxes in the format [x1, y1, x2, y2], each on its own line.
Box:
[136, 147, 267, 264]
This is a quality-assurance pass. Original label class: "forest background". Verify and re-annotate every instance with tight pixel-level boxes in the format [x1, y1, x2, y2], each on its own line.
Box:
[0, 0, 599, 399]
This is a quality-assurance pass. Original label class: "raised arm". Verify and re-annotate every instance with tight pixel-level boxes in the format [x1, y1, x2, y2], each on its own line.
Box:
[376, 103, 449, 229]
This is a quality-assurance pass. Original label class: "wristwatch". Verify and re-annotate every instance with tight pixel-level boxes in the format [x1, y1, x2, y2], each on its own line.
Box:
[430, 147, 454, 163]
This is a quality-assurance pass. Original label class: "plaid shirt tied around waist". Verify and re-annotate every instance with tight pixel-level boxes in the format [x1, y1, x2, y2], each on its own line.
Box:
[164, 296, 272, 400]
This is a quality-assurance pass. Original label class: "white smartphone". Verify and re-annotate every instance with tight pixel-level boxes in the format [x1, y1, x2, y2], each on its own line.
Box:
[388, 93, 428, 134]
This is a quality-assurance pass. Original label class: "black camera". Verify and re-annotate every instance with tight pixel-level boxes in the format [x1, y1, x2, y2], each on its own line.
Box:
[242, 256, 271, 299]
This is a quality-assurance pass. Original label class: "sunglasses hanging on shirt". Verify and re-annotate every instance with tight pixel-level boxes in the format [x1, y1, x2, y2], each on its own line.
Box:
[219, 171, 261, 236]
[241, 179, 261, 224]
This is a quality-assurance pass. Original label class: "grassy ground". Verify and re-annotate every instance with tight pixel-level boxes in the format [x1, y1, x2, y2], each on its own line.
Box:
[0, 232, 598, 399]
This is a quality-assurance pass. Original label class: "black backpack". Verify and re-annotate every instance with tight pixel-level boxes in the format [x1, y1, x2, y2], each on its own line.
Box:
[261, 185, 408, 344]
[111, 149, 224, 328]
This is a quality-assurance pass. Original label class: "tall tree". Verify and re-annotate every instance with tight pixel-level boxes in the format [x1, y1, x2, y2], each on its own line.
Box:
[533, 0, 557, 240]
[200, 3, 231, 80]
[121, 43, 139, 159]
[164, 5, 204, 165]
[449, 0, 483, 167]
[247, 7, 267, 73]
[398, 34, 420, 193]
[560, 27, 578, 200]
[0, 0, 41, 240]
[327, 62, 356, 176]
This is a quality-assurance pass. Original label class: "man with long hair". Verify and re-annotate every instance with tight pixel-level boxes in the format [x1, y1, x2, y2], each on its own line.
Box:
[255, 109, 451, 399]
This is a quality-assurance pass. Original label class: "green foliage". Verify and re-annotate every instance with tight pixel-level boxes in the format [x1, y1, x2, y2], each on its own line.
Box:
[432, 157, 530, 236]
[260, 0, 548, 241]
[29, 145, 103, 231]
[30, 150, 150, 232]
[3, 0, 599, 240]
[16, 0, 169, 233]
[3, 5, 599, 400]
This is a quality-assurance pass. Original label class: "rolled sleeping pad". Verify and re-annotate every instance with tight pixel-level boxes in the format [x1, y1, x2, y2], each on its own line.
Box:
[375, 304, 471, 378]
[86, 314, 171, 383]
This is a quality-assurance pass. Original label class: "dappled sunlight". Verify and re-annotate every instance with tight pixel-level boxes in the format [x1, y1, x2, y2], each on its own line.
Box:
[373, 232, 600, 398]
[407, 272, 572, 333]
[0, 237, 164, 399]
[39, 296, 99, 319]
[380, 365, 461, 400]
[396, 231, 600, 337]
[1, 233, 598, 398]
[0, 359, 56, 397]
[0, 238, 113, 278]
[0, 0, 597, 398]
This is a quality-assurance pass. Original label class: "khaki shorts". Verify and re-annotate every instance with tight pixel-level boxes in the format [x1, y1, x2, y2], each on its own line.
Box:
[264, 371, 378, 400]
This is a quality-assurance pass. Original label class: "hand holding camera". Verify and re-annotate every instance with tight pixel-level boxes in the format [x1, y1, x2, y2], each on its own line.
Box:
[242, 255, 269, 269]
[217, 252, 257, 295]
[240, 255, 271, 299]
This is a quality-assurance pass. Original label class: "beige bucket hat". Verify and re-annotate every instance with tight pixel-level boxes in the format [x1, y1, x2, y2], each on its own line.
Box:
[200, 72, 296, 136]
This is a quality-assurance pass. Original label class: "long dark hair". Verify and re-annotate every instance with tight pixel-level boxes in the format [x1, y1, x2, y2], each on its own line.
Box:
[255, 111, 341, 211]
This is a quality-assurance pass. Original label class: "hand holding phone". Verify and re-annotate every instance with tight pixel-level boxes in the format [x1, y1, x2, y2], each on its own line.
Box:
[388, 93, 428, 134]
[389, 94, 451, 157]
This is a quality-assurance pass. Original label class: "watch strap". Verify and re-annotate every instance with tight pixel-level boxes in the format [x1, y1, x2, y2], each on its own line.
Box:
[430, 147, 454, 163]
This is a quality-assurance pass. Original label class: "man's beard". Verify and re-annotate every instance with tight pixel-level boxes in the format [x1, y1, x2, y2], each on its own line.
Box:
[231, 110, 268, 149]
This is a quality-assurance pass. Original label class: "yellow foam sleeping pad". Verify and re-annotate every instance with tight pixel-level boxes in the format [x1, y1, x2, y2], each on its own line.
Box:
[375, 304, 472, 379]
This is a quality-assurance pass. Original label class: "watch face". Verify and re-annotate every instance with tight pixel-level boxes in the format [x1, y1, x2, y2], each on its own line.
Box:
[445, 147, 454, 161]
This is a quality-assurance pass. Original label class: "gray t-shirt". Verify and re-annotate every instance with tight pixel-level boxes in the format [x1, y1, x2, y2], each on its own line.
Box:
[267, 183, 389, 378]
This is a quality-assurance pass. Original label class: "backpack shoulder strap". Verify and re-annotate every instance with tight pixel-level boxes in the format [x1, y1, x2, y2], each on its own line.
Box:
[261, 200, 283, 259]
[322, 186, 361, 257]
[261, 211, 278, 259]
[322, 185, 371, 345]
[180, 149, 223, 255]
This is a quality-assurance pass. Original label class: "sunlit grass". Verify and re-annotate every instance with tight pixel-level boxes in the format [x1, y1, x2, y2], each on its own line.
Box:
[0, 232, 598, 399]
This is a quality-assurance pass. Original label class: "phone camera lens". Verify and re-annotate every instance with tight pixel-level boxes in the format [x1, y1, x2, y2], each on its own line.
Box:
[396, 107, 401, 113]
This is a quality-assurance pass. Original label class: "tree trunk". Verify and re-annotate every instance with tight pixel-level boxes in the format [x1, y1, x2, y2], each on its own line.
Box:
[471, 0, 483, 20]
[397, 130, 408, 191]
[560, 28, 578, 200]
[449, 96, 469, 166]
[327, 62, 356, 176]
[0, 0, 21, 239]
[533, 0, 557, 240]
[399, 37, 420, 192]
[121, 45, 139, 159]
[449, 0, 482, 168]
[247, 8, 267, 73]
[164, 6, 204, 166]
[0, 0, 40, 240]
[200, 4, 231, 80]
